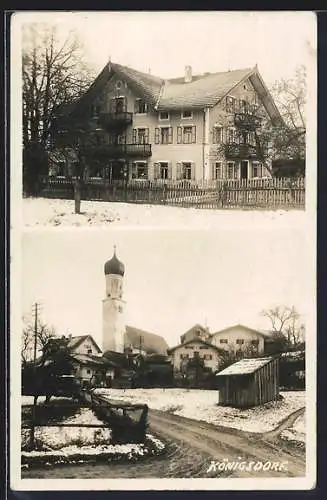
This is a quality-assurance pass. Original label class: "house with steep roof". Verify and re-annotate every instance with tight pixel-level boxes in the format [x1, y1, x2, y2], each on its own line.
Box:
[53, 61, 282, 182]
[168, 338, 224, 373]
[210, 324, 271, 355]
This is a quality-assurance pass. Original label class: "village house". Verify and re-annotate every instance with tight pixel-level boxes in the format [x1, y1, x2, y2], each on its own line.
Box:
[210, 324, 270, 355]
[168, 338, 223, 374]
[53, 61, 283, 182]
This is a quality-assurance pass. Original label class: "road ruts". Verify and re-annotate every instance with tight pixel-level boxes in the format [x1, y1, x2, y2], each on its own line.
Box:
[21, 407, 305, 479]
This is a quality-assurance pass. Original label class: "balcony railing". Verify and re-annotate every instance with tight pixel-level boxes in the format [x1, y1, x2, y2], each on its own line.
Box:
[234, 112, 262, 130]
[224, 143, 259, 159]
[98, 112, 133, 130]
[81, 143, 152, 158]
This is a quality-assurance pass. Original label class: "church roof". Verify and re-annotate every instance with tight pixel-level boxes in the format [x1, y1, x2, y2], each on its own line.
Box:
[125, 325, 169, 355]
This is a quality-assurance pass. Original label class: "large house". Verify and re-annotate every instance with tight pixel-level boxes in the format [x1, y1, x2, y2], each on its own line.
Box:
[169, 323, 272, 374]
[53, 61, 282, 182]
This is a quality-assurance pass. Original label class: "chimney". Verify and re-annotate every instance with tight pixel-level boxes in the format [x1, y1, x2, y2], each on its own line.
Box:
[184, 65, 192, 83]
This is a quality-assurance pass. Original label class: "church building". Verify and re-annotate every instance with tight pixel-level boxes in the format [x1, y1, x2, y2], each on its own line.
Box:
[102, 247, 169, 356]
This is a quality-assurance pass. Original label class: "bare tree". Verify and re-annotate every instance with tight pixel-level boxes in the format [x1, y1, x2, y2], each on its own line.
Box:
[22, 22, 95, 194]
[261, 305, 305, 350]
[255, 65, 306, 172]
[21, 316, 56, 366]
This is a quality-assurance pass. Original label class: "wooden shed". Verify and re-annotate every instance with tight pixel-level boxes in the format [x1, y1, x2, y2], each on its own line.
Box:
[216, 356, 279, 408]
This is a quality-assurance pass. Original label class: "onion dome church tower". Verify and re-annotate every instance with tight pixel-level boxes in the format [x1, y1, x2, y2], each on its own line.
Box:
[102, 247, 126, 353]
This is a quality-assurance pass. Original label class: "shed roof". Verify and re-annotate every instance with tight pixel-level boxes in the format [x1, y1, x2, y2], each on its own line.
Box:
[216, 356, 274, 376]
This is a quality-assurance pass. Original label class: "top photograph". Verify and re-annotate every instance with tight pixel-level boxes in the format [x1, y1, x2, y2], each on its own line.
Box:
[14, 11, 316, 229]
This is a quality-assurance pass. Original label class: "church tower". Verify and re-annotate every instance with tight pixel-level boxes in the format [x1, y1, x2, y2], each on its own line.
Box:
[102, 247, 126, 353]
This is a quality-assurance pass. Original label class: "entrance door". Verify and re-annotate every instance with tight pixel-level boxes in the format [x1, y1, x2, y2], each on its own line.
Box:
[240, 160, 248, 180]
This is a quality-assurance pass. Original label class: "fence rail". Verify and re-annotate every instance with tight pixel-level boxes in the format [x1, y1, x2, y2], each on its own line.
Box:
[36, 176, 305, 210]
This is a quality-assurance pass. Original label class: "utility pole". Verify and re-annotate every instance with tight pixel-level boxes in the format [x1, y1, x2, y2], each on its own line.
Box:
[30, 302, 39, 449]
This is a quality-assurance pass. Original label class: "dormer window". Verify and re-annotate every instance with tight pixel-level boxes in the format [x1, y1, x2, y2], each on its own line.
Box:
[181, 110, 193, 119]
[159, 111, 169, 121]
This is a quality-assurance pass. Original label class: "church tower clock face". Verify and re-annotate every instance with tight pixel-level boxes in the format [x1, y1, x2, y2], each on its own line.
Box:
[102, 247, 126, 354]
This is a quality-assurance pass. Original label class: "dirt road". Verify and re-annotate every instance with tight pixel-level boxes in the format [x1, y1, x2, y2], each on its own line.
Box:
[22, 407, 305, 479]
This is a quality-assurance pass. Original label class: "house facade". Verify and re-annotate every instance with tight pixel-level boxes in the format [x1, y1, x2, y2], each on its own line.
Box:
[210, 324, 269, 355]
[168, 338, 222, 373]
[53, 62, 282, 182]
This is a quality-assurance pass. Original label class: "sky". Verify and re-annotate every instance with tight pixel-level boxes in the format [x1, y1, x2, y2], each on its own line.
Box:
[22, 227, 311, 349]
[14, 10, 316, 87]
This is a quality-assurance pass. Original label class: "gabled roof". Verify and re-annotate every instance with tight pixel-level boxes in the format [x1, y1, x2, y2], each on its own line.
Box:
[69, 61, 282, 122]
[216, 356, 275, 376]
[212, 324, 272, 339]
[160, 67, 253, 110]
[67, 335, 102, 353]
[181, 323, 210, 337]
[168, 338, 223, 354]
[125, 325, 169, 356]
[70, 353, 116, 368]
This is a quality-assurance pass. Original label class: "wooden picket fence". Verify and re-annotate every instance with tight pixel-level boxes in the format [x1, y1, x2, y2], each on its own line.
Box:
[37, 176, 305, 210]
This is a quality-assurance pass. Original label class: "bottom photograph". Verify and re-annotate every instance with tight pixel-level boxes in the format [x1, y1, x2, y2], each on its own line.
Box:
[16, 228, 312, 485]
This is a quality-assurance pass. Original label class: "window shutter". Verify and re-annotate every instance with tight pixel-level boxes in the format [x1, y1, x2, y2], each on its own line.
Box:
[145, 128, 149, 143]
[177, 127, 182, 144]
[192, 126, 196, 143]
[132, 129, 137, 144]
[153, 162, 160, 180]
[155, 128, 160, 144]
[176, 162, 182, 180]
[211, 163, 215, 180]
[168, 127, 173, 144]
[168, 162, 172, 180]
[191, 162, 196, 180]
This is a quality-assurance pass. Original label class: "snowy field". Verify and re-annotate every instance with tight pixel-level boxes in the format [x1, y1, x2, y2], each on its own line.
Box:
[22, 197, 306, 229]
[94, 388, 306, 435]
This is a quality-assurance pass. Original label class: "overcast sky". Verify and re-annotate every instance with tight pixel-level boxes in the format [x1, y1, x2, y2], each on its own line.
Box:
[22, 227, 311, 348]
[15, 11, 316, 86]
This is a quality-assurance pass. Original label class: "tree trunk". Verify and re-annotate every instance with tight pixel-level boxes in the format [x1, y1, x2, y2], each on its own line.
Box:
[74, 179, 81, 214]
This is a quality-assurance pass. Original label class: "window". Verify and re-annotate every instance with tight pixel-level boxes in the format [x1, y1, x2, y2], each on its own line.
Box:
[226, 96, 236, 113]
[212, 162, 222, 180]
[131, 162, 148, 179]
[199, 346, 207, 350]
[87, 348, 92, 355]
[57, 161, 65, 177]
[251, 339, 259, 346]
[115, 80, 122, 90]
[227, 128, 237, 144]
[252, 162, 262, 178]
[181, 110, 193, 119]
[240, 99, 248, 113]
[111, 97, 126, 114]
[159, 162, 170, 179]
[182, 162, 192, 179]
[135, 99, 148, 114]
[159, 111, 169, 120]
[219, 339, 228, 344]
[177, 126, 196, 144]
[155, 127, 173, 145]
[86, 369, 91, 374]
[236, 339, 245, 345]
[212, 126, 223, 144]
[132, 128, 149, 144]
[227, 161, 237, 179]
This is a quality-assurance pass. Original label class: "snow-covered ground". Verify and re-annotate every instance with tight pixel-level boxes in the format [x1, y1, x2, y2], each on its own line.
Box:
[23, 197, 306, 229]
[21, 396, 165, 464]
[94, 388, 306, 434]
[280, 412, 306, 445]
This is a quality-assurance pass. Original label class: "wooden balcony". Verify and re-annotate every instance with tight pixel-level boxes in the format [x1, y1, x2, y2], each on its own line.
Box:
[224, 143, 259, 159]
[81, 143, 152, 158]
[234, 112, 262, 130]
[98, 112, 133, 130]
